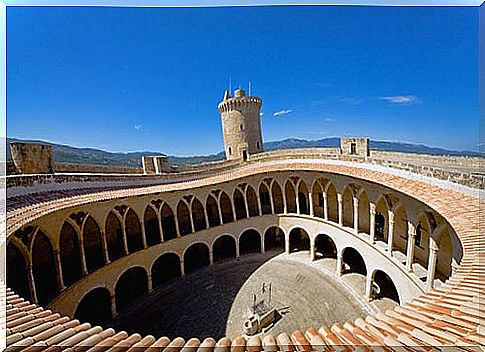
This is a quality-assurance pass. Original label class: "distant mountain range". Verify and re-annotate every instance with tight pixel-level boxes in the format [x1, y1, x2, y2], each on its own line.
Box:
[6, 137, 481, 168]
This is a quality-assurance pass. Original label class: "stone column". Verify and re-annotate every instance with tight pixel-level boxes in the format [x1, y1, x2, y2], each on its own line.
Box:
[180, 261, 186, 277]
[387, 210, 395, 257]
[256, 192, 262, 216]
[369, 203, 376, 244]
[365, 273, 373, 301]
[337, 193, 343, 227]
[426, 240, 439, 291]
[121, 224, 129, 255]
[141, 222, 148, 249]
[174, 216, 180, 238]
[147, 273, 153, 293]
[261, 236, 265, 254]
[54, 249, 66, 290]
[296, 187, 301, 215]
[244, 193, 250, 219]
[353, 197, 359, 234]
[100, 229, 110, 264]
[282, 189, 288, 214]
[158, 214, 165, 243]
[323, 193, 328, 221]
[406, 222, 416, 272]
[310, 242, 315, 261]
[269, 188, 274, 214]
[203, 208, 210, 231]
[336, 252, 343, 277]
[217, 203, 223, 226]
[209, 251, 214, 266]
[111, 294, 117, 317]
[231, 200, 237, 221]
[236, 243, 240, 258]
[79, 239, 88, 275]
[189, 209, 195, 234]
[309, 192, 314, 217]
[27, 265, 38, 304]
[285, 237, 290, 255]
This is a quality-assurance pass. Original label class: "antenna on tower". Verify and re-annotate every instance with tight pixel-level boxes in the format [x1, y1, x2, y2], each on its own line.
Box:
[249, 81, 252, 96]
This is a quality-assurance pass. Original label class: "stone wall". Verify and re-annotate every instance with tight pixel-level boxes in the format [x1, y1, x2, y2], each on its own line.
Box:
[55, 162, 143, 174]
[10, 142, 54, 174]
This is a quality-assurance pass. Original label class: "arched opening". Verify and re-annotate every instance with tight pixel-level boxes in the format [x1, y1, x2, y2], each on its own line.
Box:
[32, 231, 58, 305]
[375, 198, 389, 243]
[184, 243, 210, 274]
[289, 228, 310, 253]
[414, 214, 431, 268]
[125, 209, 143, 253]
[213, 235, 237, 262]
[285, 181, 297, 213]
[372, 270, 400, 304]
[191, 198, 207, 232]
[259, 183, 272, 215]
[247, 186, 260, 217]
[106, 211, 124, 261]
[358, 191, 370, 234]
[177, 201, 192, 236]
[342, 187, 354, 228]
[144, 206, 161, 247]
[436, 229, 453, 281]
[74, 287, 112, 327]
[393, 206, 408, 257]
[234, 188, 247, 220]
[220, 192, 234, 224]
[297, 181, 309, 215]
[161, 203, 177, 241]
[115, 267, 148, 312]
[326, 183, 338, 223]
[59, 222, 83, 286]
[152, 253, 181, 288]
[342, 247, 367, 276]
[6, 242, 31, 301]
[206, 195, 221, 227]
[83, 216, 105, 272]
[271, 182, 284, 214]
[264, 227, 285, 252]
[239, 229, 262, 255]
[314, 234, 337, 259]
[312, 182, 324, 218]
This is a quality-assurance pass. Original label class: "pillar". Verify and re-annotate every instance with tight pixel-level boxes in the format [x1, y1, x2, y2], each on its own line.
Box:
[79, 239, 88, 275]
[296, 185, 301, 215]
[180, 261, 186, 277]
[269, 188, 275, 214]
[147, 273, 153, 293]
[310, 242, 315, 261]
[27, 265, 38, 304]
[158, 214, 165, 243]
[244, 193, 250, 219]
[336, 252, 343, 277]
[323, 193, 328, 221]
[283, 189, 288, 214]
[236, 243, 240, 258]
[337, 193, 343, 226]
[256, 192, 262, 216]
[387, 210, 394, 257]
[261, 236, 265, 254]
[121, 224, 129, 255]
[203, 208, 210, 230]
[209, 251, 214, 266]
[111, 294, 117, 317]
[365, 273, 373, 301]
[353, 197, 359, 234]
[54, 249, 66, 290]
[309, 192, 314, 217]
[174, 215, 180, 238]
[100, 229, 110, 264]
[426, 239, 439, 291]
[141, 222, 148, 249]
[217, 203, 223, 226]
[285, 237, 290, 255]
[189, 209, 195, 234]
[406, 222, 416, 272]
[369, 203, 376, 244]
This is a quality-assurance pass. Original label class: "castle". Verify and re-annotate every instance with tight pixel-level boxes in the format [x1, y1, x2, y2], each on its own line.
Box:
[3, 90, 483, 350]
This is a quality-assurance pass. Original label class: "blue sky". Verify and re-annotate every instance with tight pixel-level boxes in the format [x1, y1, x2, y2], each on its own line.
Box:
[7, 5, 478, 155]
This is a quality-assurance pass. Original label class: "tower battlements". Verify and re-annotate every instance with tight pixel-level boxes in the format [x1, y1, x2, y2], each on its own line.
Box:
[218, 89, 264, 161]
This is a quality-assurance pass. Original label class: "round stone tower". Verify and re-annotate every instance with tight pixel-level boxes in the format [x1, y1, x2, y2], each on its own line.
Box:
[218, 88, 264, 161]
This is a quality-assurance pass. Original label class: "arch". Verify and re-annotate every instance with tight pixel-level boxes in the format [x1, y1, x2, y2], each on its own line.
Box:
[161, 203, 177, 241]
[220, 192, 234, 224]
[289, 227, 310, 253]
[264, 226, 285, 252]
[177, 201, 192, 236]
[271, 181, 284, 214]
[191, 198, 207, 232]
[312, 181, 324, 218]
[375, 197, 389, 242]
[297, 180, 309, 215]
[342, 186, 354, 228]
[393, 205, 409, 255]
[32, 230, 58, 305]
[74, 287, 112, 327]
[285, 180, 297, 213]
[372, 270, 400, 304]
[246, 186, 260, 217]
[326, 183, 338, 222]
[83, 216, 105, 272]
[234, 188, 247, 220]
[105, 211, 124, 261]
[184, 243, 210, 274]
[151, 253, 181, 288]
[342, 247, 367, 276]
[436, 228, 453, 280]
[358, 191, 370, 234]
[314, 234, 337, 259]
[414, 212, 431, 267]
[213, 235, 237, 262]
[6, 242, 31, 301]
[206, 195, 221, 227]
[59, 221, 83, 286]
[144, 206, 161, 247]
[115, 266, 148, 312]
[239, 229, 262, 255]
[259, 183, 272, 215]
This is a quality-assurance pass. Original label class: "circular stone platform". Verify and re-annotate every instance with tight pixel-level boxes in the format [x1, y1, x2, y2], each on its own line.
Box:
[109, 251, 371, 340]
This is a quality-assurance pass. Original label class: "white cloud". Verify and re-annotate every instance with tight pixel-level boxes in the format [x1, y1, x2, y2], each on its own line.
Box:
[273, 109, 293, 117]
[134, 124, 143, 131]
[380, 95, 419, 105]
[324, 117, 336, 123]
